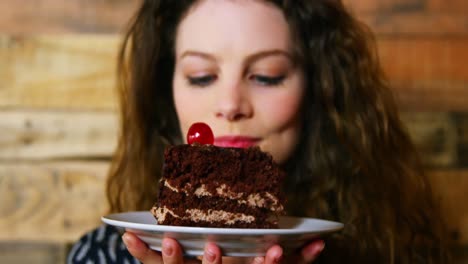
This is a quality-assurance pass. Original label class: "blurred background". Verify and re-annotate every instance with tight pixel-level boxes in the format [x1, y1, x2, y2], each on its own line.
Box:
[0, 0, 466, 263]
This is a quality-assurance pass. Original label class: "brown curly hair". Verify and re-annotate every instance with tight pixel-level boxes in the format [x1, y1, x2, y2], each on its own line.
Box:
[106, 0, 450, 262]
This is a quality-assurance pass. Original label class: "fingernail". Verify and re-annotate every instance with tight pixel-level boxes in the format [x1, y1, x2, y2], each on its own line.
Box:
[253, 257, 264, 264]
[205, 247, 216, 262]
[272, 248, 283, 263]
[303, 241, 325, 261]
[317, 241, 325, 252]
[162, 241, 173, 256]
[121, 234, 133, 249]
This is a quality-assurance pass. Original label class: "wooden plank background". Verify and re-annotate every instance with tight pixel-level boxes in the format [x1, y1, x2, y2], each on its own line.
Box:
[1, 0, 467, 263]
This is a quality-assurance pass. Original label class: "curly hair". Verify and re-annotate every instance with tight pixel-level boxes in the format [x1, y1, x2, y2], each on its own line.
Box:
[106, 0, 450, 262]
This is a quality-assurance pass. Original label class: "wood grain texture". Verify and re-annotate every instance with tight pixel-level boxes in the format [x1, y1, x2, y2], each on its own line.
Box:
[377, 37, 468, 111]
[392, 80, 468, 111]
[0, 242, 67, 264]
[0, 0, 467, 36]
[0, 0, 140, 34]
[0, 35, 119, 110]
[1, 35, 467, 111]
[344, 0, 468, 13]
[0, 110, 463, 164]
[426, 0, 468, 12]
[401, 112, 468, 168]
[0, 161, 108, 242]
[456, 113, 468, 166]
[428, 170, 468, 245]
[401, 112, 458, 167]
[0, 110, 117, 160]
[358, 13, 468, 36]
[341, 0, 468, 36]
[378, 38, 468, 82]
[0, 162, 465, 247]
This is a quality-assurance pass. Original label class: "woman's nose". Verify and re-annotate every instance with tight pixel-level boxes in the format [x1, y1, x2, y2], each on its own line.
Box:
[215, 83, 253, 121]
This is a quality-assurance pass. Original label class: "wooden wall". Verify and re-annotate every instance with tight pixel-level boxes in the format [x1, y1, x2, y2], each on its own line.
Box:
[1, 0, 467, 263]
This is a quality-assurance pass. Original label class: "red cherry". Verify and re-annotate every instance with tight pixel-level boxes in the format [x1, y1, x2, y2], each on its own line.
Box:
[187, 122, 214, 145]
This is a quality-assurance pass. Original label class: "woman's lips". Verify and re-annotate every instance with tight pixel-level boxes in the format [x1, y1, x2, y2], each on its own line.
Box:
[214, 136, 261, 148]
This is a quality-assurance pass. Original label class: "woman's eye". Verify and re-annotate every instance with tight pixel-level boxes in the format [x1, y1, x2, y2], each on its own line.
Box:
[187, 75, 216, 87]
[251, 75, 285, 86]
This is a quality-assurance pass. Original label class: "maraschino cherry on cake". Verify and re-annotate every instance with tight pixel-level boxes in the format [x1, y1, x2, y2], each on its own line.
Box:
[151, 122, 286, 228]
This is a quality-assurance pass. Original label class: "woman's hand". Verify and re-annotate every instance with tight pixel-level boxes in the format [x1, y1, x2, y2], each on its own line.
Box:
[123, 232, 220, 263]
[253, 240, 324, 264]
[122, 231, 324, 263]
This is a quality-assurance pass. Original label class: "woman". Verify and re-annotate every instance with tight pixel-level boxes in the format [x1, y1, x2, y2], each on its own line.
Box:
[68, 0, 450, 263]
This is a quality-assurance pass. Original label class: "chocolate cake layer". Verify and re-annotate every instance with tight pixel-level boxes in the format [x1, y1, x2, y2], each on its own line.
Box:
[162, 145, 284, 195]
[156, 187, 273, 217]
[152, 144, 286, 228]
[162, 181, 282, 211]
[154, 210, 277, 228]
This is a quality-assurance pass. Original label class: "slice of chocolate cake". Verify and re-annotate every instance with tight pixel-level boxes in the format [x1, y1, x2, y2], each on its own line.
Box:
[151, 144, 286, 228]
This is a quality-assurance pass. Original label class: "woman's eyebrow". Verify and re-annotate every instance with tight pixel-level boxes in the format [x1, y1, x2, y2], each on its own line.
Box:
[178, 49, 293, 64]
[179, 50, 217, 61]
[244, 49, 293, 64]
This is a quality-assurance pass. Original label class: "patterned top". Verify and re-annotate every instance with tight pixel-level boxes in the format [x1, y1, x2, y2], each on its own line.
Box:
[67, 225, 139, 264]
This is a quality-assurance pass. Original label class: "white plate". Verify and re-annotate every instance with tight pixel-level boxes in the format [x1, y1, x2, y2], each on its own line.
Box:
[102, 211, 343, 257]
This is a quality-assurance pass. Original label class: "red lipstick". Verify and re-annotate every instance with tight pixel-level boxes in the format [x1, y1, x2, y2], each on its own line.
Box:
[214, 136, 260, 148]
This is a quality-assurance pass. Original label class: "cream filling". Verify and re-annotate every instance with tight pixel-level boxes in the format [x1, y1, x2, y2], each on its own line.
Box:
[152, 206, 255, 225]
[164, 180, 180, 192]
[164, 181, 282, 211]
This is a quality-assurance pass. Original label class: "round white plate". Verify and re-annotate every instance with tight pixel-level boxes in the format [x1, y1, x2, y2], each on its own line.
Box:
[102, 211, 343, 257]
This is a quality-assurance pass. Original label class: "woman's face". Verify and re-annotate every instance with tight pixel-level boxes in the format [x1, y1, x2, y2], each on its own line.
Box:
[173, 0, 304, 164]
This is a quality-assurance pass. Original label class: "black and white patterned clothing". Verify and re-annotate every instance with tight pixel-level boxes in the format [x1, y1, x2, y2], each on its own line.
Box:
[67, 224, 139, 264]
